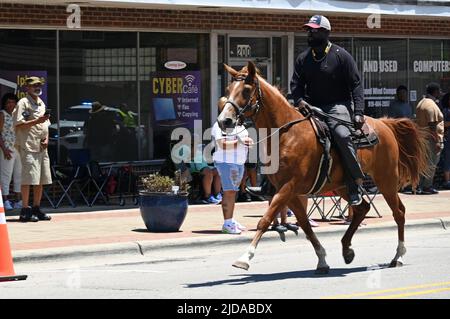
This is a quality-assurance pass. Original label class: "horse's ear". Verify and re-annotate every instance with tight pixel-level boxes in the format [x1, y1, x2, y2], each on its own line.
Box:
[247, 61, 257, 80]
[224, 64, 238, 77]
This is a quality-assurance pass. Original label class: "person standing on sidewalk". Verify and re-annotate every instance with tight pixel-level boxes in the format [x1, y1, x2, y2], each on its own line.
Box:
[212, 97, 253, 234]
[0, 93, 22, 210]
[440, 93, 450, 189]
[14, 76, 52, 222]
[388, 85, 413, 119]
[416, 82, 444, 195]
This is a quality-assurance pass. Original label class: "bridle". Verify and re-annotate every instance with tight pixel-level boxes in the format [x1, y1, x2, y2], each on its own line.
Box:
[223, 75, 263, 125]
[220, 73, 311, 143]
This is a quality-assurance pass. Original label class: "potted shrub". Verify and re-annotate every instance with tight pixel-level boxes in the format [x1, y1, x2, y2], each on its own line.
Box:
[139, 171, 190, 232]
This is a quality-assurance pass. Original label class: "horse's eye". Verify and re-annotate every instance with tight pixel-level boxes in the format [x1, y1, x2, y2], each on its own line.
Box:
[243, 87, 251, 99]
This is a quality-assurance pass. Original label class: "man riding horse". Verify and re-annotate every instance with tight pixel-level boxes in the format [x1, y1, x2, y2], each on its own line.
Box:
[290, 15, 365, 206]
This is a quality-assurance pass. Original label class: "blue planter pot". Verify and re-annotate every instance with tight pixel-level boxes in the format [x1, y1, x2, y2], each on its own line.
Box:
[139, 191, 189, 232]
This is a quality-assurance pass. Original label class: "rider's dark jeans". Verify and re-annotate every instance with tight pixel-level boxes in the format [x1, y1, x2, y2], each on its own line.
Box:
[320, 103, 365, 195]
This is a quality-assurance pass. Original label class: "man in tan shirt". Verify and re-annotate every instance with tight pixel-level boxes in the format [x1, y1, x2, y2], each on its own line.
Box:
[415, 82, 444, 195]
[14, 76, 52, 222]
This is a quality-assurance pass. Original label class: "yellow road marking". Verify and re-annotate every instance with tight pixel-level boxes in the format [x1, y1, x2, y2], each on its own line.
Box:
[374, 287, 450, 299]
[322, 281, 450, 299]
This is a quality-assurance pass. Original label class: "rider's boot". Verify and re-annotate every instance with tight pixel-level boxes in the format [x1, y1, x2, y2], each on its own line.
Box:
[348, 178, 363, 206]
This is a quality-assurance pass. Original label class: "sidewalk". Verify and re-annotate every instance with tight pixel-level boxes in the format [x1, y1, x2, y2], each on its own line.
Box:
[6, 191, 450, 263]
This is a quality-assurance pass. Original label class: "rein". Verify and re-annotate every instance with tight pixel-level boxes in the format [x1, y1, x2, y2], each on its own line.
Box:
[308, 105, 355, 127]
[252, 115, 311, 145]
[221, 75, 312, 144]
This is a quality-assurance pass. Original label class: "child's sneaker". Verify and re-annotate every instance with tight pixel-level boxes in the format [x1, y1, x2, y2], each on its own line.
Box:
[206, 195, 220, 204]
[4, 200, 13, 210]
[233, 220, 247, 231]
[214, 193, 222, 204]
[309, 218, 320, 227]
[14, 200, 23, 209]
[222, 222, 242, 234]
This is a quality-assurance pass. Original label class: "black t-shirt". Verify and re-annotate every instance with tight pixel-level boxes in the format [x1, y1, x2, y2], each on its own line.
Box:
[290, 43, 364, 114]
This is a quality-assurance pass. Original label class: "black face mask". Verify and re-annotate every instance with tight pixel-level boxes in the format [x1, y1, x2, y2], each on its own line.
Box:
[307, 30, 329, 48]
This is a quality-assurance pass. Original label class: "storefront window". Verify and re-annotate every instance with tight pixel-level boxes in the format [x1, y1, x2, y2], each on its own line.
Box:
[294, 36, 352, 58]
[0, 29, 57, 161]
[218, 35, 226, 98]
[354, 38, 408, 118]
[409, 39, 450, 109]
[59, 31, 138, 163]
[272, 37, 283, 88]
[139, 32, 210, 160]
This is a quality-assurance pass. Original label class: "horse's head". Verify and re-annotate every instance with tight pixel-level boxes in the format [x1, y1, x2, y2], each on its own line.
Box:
[217, 61, 262, 131]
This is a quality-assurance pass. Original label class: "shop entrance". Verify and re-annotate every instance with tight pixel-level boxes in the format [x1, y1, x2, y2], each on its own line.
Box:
[227, 36, 273, 84]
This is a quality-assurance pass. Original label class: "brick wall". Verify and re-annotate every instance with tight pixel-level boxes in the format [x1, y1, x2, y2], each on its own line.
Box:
[0, 3, 450, 37]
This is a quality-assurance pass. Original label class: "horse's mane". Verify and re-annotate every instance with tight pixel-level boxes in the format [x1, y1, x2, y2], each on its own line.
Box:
[256, 74, 301, 118]
[235, 65, 300, 120]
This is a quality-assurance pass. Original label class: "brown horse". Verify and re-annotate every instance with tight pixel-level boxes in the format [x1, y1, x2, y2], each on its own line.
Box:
[217, 61, 431, 274]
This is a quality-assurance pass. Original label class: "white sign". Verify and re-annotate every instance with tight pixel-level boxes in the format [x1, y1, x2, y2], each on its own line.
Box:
[87, 1, 450, 18]
[413, 60, 450, 73]
[164, 61, 187, 70]
[410, 90, 417, 102]
[363, 60, 398, 73]
[237, 45, 251, 58]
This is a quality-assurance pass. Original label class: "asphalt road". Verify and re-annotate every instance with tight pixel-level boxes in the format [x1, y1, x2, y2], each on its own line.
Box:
[1, 227, 450, 299]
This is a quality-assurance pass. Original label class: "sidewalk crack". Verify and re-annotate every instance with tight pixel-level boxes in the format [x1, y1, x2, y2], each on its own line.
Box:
[135, 242, 144, 256]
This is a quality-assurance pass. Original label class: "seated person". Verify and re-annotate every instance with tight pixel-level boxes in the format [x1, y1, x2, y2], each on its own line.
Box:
[238, 161, 258, 202]
[172, 141, 222, 204]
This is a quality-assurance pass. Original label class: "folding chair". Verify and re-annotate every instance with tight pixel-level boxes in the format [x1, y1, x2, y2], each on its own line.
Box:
[49, 164, 90, 208]
[87, 161, 111, 207]
[307, 194, 326, 220]
[362, 175, 382, 218]
[338, 188, 382, 218]
[361, 187, 382, 218]
[56, 148, 92, 207]
[308, 191, 347, 221]
[43, 183, 57, 209]
[323, 191, 348, 220]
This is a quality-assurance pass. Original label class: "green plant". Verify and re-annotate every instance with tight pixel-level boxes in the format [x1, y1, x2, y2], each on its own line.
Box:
[141, 171, 190, 194]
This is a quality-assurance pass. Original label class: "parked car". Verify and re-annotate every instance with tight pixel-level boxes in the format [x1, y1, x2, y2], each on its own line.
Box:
[48, 103, 119, 163]
[48, 102, 143, 164]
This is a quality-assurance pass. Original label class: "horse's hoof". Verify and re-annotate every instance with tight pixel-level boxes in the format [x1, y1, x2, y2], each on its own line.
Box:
[343, 248, 355, 264]
[389, 260, 403, 268]
[232, 260, 250, 271]
[315, 266, 330, 275]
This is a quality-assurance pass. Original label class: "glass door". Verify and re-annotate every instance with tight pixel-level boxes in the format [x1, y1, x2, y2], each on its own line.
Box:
[227, 36, 273, 84]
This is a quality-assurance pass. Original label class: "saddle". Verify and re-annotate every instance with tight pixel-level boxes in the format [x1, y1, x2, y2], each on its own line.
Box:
[297, 104, 379, 195]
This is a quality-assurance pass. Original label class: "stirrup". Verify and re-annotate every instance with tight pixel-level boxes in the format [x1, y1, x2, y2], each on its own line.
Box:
[349, 193, 362, 206]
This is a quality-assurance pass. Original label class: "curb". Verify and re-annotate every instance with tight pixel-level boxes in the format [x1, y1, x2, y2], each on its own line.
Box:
[13, 217, 450, 264]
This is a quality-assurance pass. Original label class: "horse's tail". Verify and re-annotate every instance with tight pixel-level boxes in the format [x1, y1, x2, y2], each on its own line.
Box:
[380, 118, 432, 188]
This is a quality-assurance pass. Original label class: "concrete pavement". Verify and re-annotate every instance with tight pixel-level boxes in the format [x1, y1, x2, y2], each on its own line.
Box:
[5, 191, 450, 264]
[2, 227, 449, 299]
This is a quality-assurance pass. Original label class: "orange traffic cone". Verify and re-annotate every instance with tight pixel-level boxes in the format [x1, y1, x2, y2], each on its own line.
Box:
[0, 191, 27, 282]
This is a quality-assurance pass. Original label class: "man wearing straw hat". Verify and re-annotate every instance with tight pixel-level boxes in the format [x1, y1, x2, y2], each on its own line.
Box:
[14, 76, 52, 222]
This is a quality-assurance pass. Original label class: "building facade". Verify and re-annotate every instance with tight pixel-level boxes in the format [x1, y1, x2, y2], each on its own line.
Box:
[1, 0, 449, 163]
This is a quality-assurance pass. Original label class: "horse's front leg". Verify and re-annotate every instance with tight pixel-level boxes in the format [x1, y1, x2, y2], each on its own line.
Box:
[289, 195, 330, 274]
[232, 185, 292, 270]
